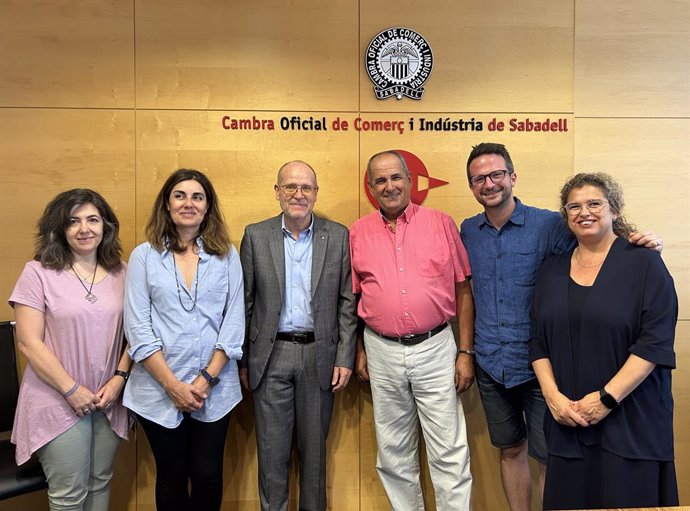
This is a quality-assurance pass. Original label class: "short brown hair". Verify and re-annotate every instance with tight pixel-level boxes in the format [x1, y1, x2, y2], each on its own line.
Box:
[466, 143, 515, 183]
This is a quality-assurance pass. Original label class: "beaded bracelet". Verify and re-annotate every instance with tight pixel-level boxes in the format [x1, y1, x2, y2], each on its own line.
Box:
[62, 382, 79, 398]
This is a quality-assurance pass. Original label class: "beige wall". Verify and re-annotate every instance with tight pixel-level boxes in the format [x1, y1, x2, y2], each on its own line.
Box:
[0, 1, 687, 509]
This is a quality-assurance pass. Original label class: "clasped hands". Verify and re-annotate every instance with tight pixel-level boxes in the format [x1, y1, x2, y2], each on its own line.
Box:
[546, 389, 611, 427]
[167, 375, 211, 413]
[66, 375, 127, 417]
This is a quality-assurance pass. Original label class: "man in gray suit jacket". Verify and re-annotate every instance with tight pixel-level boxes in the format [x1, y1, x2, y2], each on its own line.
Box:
[239, 160, 357, 511]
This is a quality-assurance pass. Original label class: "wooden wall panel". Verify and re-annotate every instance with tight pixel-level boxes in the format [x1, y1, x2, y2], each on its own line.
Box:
[0, 0, 134, 108]
[573, 118, 690, 319]
[575, 0, 690, 118]
[0, 109, 136, 320]
[135, 0, 359, 111]
[360, 0, 574, 112]
[135, 110, 361, 245]
[357, 384, 389, 510]
[674, 321, 690, 505]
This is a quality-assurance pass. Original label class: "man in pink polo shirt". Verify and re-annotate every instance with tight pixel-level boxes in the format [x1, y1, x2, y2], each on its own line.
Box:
[351, 150, 475, 510]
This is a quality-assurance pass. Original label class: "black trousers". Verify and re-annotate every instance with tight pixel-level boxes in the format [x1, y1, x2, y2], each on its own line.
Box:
[137, 412, 232, 511]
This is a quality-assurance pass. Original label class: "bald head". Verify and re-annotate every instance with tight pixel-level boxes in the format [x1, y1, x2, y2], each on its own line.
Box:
[277, 160, 318, 187]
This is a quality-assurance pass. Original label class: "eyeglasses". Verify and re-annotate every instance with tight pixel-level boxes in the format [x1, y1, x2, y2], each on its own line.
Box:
[279, 184, 318, 196]
[469, 169, 511, 187]
[562, 199, 609, 216]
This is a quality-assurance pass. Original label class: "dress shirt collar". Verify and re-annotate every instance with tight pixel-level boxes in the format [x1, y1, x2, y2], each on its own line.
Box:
[478, 197, 526, 228]
[281, 214, 314, 239]
[378, 201, 417, 226]
[161, 236, 206, 256]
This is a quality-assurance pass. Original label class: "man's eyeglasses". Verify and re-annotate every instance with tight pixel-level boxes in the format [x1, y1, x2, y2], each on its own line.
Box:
[562, 199, 609, 216]
[279, 184, 318, 196]
[469, 169, 512, 187]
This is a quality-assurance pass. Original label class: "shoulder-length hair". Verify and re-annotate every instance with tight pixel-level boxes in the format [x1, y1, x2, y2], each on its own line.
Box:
[34, 188, 123, 270]
[559, 172, 636, 238]
[145, 168, 231, 256]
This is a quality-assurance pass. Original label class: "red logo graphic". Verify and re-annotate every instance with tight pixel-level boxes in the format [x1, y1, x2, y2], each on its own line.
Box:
[364, 150, 449, 209]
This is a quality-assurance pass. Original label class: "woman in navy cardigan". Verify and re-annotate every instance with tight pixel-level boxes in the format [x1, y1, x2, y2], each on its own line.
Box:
[529, 172, 678, 510]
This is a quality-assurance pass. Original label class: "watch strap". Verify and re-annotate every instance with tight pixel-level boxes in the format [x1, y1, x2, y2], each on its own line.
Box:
[201, 368, 220, 387]
[114, 370, 130, 381]
[599, 388, 619, 409]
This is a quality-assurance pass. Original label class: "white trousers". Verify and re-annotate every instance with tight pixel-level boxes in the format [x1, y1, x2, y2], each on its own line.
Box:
[364, 325, 473, 511]
[37, 411, 121, 511]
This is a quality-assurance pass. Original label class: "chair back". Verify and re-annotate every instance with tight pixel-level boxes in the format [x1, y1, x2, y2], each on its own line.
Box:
[0, 321, 20, 432]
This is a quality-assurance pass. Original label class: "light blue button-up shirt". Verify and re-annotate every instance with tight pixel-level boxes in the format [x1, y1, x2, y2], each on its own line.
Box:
[123, 239, 245, 427]
[278, 215, 314, 332]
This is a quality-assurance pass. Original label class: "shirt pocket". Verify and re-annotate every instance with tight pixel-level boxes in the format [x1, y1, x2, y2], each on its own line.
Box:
[513, 248, 541, 286]
[205, 269, 229, 295]
[413, 247, 450, 278]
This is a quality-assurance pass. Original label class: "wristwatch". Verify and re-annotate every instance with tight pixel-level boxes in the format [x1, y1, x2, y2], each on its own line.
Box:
[114, 370, 130, 381]
[599, 388, 619, 409]
[200, 368, 220, 387]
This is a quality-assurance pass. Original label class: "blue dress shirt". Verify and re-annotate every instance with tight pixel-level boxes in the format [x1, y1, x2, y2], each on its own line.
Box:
[461, 198, 575, 387]
[278, 214, 314, 332]
[123, 239, 245, 427]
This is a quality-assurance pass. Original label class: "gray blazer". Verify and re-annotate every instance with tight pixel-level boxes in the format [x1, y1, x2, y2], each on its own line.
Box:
[240, 214, 357, 391]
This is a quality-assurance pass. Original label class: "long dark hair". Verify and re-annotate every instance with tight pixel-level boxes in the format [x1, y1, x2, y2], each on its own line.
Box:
[34, 189, 122, 270]
[145, 168, 231, 256]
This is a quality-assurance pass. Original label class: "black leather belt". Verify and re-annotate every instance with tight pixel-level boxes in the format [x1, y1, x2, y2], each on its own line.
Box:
[370, 322, 448, 346]
[275, 332, 315, 344]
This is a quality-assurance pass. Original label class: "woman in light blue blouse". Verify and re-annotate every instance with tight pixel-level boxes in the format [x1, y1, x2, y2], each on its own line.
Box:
[123, 169, 244, 511]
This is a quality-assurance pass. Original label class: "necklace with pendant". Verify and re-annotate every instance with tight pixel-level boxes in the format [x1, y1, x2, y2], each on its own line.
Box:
[172, 252, 200, 312]
[70, 263, 98, 303]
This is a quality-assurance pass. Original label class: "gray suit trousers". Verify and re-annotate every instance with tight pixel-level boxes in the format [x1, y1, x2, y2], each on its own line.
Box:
[253, 340, 334, 511]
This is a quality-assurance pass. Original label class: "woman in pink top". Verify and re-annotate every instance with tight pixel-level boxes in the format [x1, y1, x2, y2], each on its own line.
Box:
[9, 189, 131, 511]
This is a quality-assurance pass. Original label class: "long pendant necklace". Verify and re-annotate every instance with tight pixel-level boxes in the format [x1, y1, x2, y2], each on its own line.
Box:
[172, 253, 200, 312]
[70, 263, 98, 303]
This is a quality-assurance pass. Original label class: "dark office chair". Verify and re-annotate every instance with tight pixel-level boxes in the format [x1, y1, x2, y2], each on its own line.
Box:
[0, 320, 47, 500]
